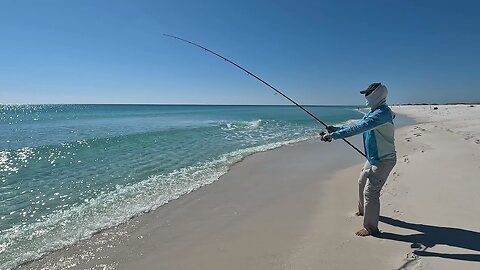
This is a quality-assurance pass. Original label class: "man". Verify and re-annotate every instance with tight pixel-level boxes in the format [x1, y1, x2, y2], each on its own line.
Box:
[320, 82, 396, 237]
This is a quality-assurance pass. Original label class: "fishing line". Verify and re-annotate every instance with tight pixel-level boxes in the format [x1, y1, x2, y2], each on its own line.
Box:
[164, 34, 366, 159]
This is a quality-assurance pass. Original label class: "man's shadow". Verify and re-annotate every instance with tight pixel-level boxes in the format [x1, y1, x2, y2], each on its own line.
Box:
[376, 216, 480, 262]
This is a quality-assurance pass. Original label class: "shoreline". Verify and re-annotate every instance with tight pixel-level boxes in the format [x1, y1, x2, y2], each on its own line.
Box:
[22, 105, 480, 269]
[22, 127, 368, 269]
[22, 113, 410, 270]
[3, 105, 364, 270]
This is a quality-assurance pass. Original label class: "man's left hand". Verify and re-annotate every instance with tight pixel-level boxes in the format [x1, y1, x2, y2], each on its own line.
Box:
[320, 132, 333, 142]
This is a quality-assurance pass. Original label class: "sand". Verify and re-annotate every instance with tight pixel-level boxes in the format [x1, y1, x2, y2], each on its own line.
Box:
[23, 105, 480, 270]
[288, 104, 480, 269]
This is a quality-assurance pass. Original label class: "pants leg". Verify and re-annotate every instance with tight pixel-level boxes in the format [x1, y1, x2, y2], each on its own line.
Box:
[357, 161, 371, 215]
[363, 158, 397, 233]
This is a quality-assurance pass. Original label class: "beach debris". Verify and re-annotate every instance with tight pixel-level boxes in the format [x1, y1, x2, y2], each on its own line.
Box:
[397, 252, 421, 270]
[406, 252, 418, 260]
[410, 243, 422, 249]
[433, 107, 438, 110]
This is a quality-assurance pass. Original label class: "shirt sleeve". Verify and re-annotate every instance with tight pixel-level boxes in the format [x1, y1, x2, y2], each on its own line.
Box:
[331, 109, 389, 140]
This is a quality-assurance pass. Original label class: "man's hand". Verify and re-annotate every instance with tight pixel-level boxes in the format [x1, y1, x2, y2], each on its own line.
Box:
[319, 131, 333, 142]
[321, 134, 333, 142]
[326, 125, 337, 133]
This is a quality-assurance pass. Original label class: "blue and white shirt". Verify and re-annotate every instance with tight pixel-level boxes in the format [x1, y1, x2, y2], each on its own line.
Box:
[332, 105, 396, 165]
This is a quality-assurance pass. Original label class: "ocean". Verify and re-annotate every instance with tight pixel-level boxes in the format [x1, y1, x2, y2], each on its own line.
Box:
[0, 104, 365, 269]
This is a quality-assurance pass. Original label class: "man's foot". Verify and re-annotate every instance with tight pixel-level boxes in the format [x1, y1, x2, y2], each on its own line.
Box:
[355, 228, 380, 237]
[355, 228, 370, 236]
[355, 211, 364, 216]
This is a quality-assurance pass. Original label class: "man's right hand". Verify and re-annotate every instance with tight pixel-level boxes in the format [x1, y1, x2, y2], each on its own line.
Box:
[326, 125, 337, 133]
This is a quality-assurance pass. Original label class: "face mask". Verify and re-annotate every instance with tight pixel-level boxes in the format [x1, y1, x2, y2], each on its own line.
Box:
[365, 85, 388, 109]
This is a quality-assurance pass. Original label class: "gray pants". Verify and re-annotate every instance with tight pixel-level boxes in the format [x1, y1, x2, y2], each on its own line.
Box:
[358, 158, 396, 233]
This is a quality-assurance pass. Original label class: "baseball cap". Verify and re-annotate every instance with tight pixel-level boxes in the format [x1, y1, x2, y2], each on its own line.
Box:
[360, 82, 381, 95]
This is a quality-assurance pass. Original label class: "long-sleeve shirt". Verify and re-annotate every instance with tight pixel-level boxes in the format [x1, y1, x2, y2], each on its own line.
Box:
[332, 105, 396, 164]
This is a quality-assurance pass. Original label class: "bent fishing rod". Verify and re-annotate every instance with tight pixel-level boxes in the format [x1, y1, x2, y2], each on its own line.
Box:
[163, 34, 366, 159]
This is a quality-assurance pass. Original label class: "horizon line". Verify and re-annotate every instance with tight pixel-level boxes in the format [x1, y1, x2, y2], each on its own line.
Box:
[1, 102, 479, 106]
[0, 103, 367, 106]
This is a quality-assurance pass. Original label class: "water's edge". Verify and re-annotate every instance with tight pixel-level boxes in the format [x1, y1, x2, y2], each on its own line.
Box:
[20, 113, 416, 269]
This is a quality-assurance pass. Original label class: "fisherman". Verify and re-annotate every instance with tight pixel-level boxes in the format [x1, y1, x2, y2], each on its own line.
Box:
[320, 83, 397, 237]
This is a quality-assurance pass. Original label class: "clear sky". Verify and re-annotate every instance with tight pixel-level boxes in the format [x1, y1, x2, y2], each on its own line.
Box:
[1, 0, 479, 105]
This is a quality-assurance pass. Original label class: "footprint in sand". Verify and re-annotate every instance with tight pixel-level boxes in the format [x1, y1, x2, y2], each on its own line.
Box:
[391, 171, 399, 181]
[475, 139, 480, 144]
[405, 137, 411, 142]
[413, 133, 422, 137]
[464, 135, 474, 140]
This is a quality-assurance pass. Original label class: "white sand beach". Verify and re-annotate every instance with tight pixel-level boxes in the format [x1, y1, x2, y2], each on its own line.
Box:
[23, 105, 480, 270]
[288, 104, 480, 269]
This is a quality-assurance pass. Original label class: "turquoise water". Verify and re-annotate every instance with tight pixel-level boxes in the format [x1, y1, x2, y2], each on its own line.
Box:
[0, 104, 364, 269]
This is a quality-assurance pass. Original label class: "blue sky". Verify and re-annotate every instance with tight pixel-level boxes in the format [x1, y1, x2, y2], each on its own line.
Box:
[0, 0, 479, 105]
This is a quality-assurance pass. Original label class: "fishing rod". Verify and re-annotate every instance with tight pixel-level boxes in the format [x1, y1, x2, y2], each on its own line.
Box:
[163, 34, 366, 159]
